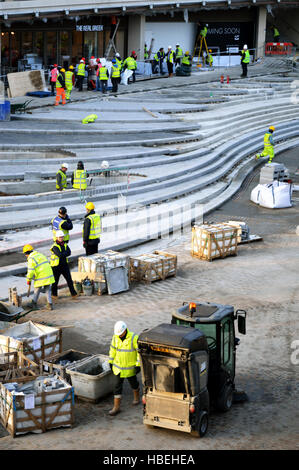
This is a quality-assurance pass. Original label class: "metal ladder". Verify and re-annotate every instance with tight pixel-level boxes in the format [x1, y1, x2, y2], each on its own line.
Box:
[104, 18, 120, 58]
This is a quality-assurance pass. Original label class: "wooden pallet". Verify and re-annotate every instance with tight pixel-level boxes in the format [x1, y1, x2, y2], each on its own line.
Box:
[191, 224, 238, 261]
[0, 375, 74, 437]
[130, 251, 177, 284]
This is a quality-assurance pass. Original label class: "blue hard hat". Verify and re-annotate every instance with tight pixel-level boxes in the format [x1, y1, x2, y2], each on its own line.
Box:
[112, 59, 116, 63]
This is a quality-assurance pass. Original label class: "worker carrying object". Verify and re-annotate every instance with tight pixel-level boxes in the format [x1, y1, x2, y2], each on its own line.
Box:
[71, 161, 89, 190]
[83, 201, 101, 256]
[255, 126, 275, 163]
[23, 245, 55, 311]
[51, 206, 73, 242]
[50, 230, 77, 299]
[65, 65, 75, 101]
[122, 52, 137, 84]
[240, 44, 250, 78]
[56, 163, 68, 191]
[82, 113, 98, 124]
[55, 68, 66, 106]
[108, 321, 140, 416]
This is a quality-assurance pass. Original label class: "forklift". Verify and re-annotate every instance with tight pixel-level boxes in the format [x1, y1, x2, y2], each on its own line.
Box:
[138, 301, 247, 437]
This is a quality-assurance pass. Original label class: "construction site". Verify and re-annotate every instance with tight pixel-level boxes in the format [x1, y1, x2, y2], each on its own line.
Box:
[0, 0, 299, 455]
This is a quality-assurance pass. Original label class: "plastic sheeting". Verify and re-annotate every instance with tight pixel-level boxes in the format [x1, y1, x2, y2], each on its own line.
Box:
[120, 69, 133, 85]
[250, 181, 293, 209]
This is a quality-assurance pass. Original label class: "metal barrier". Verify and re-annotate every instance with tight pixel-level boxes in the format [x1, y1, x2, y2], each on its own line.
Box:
[79, 167, 130, 203]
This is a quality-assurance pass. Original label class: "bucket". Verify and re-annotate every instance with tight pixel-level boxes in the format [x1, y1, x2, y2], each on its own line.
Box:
[82, 284, 93, 296]
[74, 281, 82, 295]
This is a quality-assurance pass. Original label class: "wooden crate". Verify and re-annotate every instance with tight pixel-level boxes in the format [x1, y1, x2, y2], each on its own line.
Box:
[191, 224, 238, 261]
[0, 375, 74, 437]
[41, 349, 92, 382]
[0, 352, 40, 382]
[0, 321, 62, 364]
[129, 251, 177, 284]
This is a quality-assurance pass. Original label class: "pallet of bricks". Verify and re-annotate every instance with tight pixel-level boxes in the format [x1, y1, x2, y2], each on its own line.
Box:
[0, 321, 62, 364]
[76, 250, 130, 295]
[0, 373, 74, 437]
[129, 251, 177, 284]
[191, 224, 238, 261]
[0, 351, 40, 384]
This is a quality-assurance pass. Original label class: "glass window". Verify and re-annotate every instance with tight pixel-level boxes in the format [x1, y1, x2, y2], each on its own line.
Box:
[1, 32, 10, 67]
[195, 323, 216, 349]
[72, 31, 83, 63]
[22, 31, 33, 57]
[222, 320, 231, 365]
[35, 32, 44, 61]
[46, 31, 57, 66]
[83, 32, 97, 60]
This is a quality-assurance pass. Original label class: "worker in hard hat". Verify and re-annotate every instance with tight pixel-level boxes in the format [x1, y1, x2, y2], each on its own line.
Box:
[255, 126, 276, 163]
[207, 49, 213, 67]
[83, 202, 101, 255]
[240, 44, 250, 78]
[65, 65, 75, 101]
[175, 44, 183, 66]
[111, 58, 121, 93]
[51, 206, 73, 243]
[56, 163, 68, 191]
[50, 230, 77, 300]
[71, 161, 89, 190]
[55, 68, 66, 106]
[271, 25, 280, 43]
[23, 245, 55, 311]
[200, 23, 208, 39]
[152, 47, 165, 75]
[108, 321, 140, 416]
[76, 59, 86, 92]
[166, 46, 176, 78]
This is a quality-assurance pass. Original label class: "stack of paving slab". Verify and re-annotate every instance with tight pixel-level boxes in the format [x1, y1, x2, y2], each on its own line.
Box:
[259, 162, 290, 185]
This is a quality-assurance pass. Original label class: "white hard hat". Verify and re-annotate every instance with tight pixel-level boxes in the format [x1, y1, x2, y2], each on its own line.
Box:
[61, 162, 68, 169]
[243, 44, 248, 50]
[114, 321, 127, 336]
[101, 160, 109, 169]
[168, 45, 172, 49]
[80, 59, 84, 63]
[206, 24, 209, 27]
[56, 230, 65, 238]
[115, 52, 120, 57]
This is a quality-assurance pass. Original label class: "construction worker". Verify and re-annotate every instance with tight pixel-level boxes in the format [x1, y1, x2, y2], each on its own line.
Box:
[166, 46, 176, 77]
[49, 64, 58, 96]
[111, 58, 121, 93]
[50, 230, 77, 299]
[65, 65, 74, 101]
[76, 59, 86, 92]
[71, 161, 88, 190]
[207, 50, 213, 67]
[56, 163, 68, 191]
[271, 25, 280, 42]
[200, 23, 208, 39]
[108, 321, 140, 416]
[83, 202, 101, 255]
[51, 206, 73, 243]
[182, 51, 192, 67]
[175, 44, 183, 66]
[115, 53, 123, 70]
[23, 244, 55, 311]
[55, 68, 66, 106]
[255, 126, 276, 163]
[240, 44, 250, 78]
[144, 43, 149, 60]
[123, 51, 137, 83]
[152, 47, 165, 75]
[99, 61, 109, 94]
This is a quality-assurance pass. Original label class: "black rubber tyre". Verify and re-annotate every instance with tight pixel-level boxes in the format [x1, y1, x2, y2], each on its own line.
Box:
[191, 411, 209, 437]
[216, 384, 233, 412]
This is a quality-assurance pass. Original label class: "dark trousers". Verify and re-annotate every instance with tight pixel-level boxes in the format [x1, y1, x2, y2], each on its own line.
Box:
[50, 80, 56, 95]
[101, 80, 108, 93]
[167, 62, 173, 74]
[111, 77, 118, 93]
[77, 75, 84, 91]
[241, 62, 248, 77]
[114, 374, 139, 396]
[85, 242, 99, 256]
[52, 264, 77, 297]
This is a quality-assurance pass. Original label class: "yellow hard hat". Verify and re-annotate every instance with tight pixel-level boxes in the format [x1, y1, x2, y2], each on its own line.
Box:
[269, 126, 275, 131]
[23, 244, 33, 254]
[69, 65, 74, 70]
[185, 51, 190, 55]
[60, 68, 65, 73]
[85, 202, 95, 211]
[209, 49, 212, 52]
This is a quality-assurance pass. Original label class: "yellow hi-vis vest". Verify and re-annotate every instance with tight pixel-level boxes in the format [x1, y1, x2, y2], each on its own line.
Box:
[85, 213, 101, 240]
[99, 66, 108, 80]
[73, 169, 87, 190]
[264, 132, 273, 148]
[26, 251, 55, 287]
[56, 169, 67, 190]
[50, 242, 69, 267]
[56, 74, 64, 88]
[242, 50, 250, 64]
[109, 329, 140, 378]
[176, 47, 183, 58]
[65, 71, 73, 88]
[182, 55, 191, 65]
[51, 215, 70, 242]
[111, 64, 120, 78]
[77, 63, 85, 76]
[124, 57, 136, 70]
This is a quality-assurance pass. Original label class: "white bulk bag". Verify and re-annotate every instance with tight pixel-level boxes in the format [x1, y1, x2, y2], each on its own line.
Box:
[250, 184, 264, 205]
[251, 181, 292, 209]
[121, 69, 133, 86]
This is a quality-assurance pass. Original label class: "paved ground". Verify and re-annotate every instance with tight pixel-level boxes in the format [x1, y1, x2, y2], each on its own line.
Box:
[0, 148, 298, 450]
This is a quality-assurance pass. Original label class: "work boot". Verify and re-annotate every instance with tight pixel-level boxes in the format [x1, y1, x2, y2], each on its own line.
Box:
[132, 389, 140, 405]
[28, 301, 39, 310]
[71, 294, 78, 300]
[109, 397, 121, 416]
[46, 303, 53, 311]
[255, 154, 260, 161]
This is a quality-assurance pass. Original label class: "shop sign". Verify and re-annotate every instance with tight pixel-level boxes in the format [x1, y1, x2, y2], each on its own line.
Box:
[76, 25, 104, 32]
